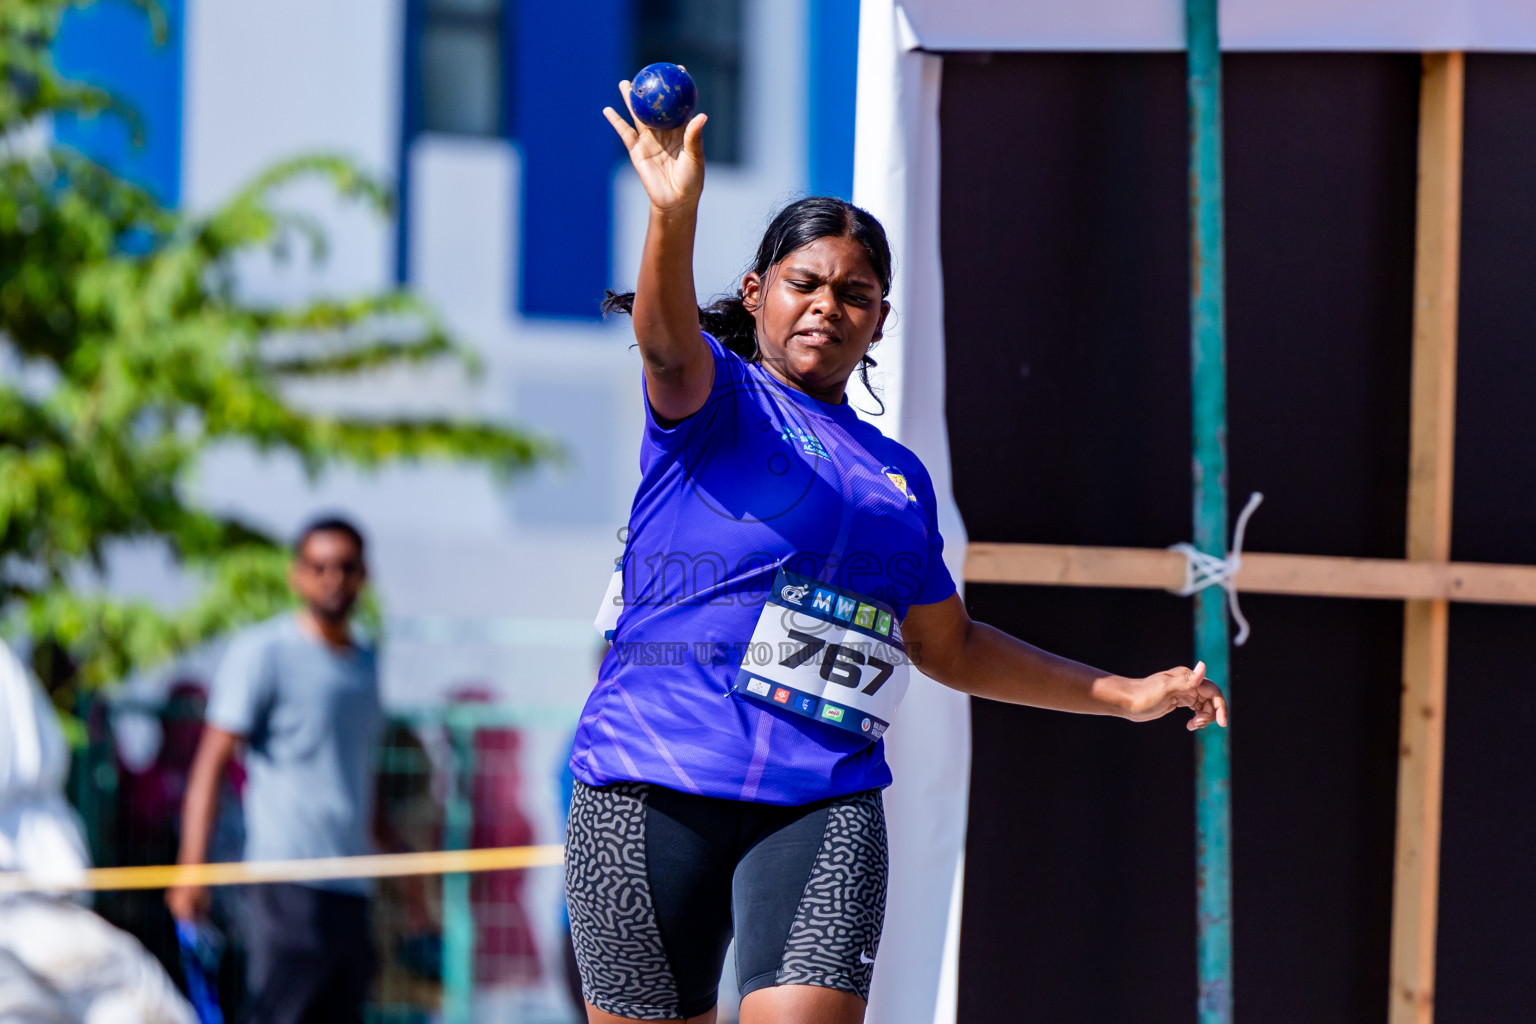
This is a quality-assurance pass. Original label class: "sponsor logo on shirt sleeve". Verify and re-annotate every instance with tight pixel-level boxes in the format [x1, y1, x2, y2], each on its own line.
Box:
[780, 426, 831, 461]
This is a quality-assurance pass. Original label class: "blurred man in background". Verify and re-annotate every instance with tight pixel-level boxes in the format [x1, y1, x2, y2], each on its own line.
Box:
[168, 517, 383, 1024]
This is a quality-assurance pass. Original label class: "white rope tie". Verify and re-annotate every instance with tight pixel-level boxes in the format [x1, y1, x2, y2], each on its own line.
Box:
[1169, 491, 1265, 646]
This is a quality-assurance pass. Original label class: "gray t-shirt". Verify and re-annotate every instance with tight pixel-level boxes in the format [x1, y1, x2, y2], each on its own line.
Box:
[206, 614, 382, 894]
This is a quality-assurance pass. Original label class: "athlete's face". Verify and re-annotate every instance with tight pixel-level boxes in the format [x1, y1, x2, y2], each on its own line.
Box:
[741, 235, 890, 405]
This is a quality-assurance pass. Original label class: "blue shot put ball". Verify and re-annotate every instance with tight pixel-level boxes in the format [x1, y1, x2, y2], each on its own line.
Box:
[629, 62, 698, 131]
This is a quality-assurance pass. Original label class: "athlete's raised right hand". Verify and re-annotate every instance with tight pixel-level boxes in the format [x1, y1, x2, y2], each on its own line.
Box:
[604, 80, 707, 213]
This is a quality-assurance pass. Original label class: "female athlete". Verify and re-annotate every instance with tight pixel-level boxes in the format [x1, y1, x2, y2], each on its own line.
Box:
[565, 82, 1229, 1024]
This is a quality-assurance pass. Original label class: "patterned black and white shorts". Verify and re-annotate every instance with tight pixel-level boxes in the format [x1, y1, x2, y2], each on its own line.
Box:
[564, 780, 888, 1020]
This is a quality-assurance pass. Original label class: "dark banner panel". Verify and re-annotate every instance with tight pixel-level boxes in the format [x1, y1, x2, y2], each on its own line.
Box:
[942, 51, 1422, 1023]
[1436, 53, 1536, 1024]
[960, 583, 1200, 1021]
[939, 53, 1191, 551]
[1224, 54, 1418, 560]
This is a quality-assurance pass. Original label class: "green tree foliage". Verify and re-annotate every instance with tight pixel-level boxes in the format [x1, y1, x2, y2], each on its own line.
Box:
[1, 1, 550, 697]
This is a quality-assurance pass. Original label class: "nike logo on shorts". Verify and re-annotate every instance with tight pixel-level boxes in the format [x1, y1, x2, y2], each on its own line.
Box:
[859, 950, 877, 965]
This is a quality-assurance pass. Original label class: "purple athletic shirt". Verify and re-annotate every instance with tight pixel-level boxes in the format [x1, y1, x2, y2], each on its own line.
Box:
[569, 332, 956, 805]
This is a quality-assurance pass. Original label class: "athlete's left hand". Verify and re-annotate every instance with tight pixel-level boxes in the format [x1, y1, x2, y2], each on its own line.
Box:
[1119, 661, 1228, 730]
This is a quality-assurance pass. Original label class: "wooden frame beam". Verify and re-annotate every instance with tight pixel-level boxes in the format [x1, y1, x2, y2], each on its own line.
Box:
[963, 543, 1536, 606]
[954, 47, 1484, 1024]
[1391, 50, 1465, 1024]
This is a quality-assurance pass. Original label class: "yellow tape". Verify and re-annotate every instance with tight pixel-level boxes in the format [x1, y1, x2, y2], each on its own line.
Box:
[0, 844, 566, 894]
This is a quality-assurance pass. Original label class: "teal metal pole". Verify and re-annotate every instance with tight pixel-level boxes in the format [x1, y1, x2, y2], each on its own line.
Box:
[1186, 0, 1232, 1020]
[443, 723, 475, 1024]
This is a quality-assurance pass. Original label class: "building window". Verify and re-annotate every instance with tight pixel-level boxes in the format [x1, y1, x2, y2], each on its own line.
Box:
[410, 0, 740, 157]
[635, 0, 743, 164]
[420, 0, 505, 136]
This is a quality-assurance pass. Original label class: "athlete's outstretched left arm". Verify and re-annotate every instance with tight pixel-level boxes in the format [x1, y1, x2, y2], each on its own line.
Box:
[901, 594, 1228, 729]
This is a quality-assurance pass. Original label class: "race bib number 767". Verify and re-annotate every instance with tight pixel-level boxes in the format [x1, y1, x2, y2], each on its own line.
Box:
[732, 569, 909, 742]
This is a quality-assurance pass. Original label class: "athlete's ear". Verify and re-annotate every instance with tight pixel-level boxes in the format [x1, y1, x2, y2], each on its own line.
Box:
[740, 271, 762, 312]
[871, 299, 891, 342]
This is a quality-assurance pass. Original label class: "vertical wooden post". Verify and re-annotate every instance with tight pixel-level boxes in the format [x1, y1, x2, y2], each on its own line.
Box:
[1390, 51, 1464, 1024]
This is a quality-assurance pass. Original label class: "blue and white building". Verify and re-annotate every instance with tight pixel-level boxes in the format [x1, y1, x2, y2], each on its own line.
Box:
[54, 0, 860, 707]
[53, 2, 860, 1018]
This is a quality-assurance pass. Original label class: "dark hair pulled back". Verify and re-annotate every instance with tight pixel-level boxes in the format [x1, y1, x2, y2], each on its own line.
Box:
[603, 196, 894, 409]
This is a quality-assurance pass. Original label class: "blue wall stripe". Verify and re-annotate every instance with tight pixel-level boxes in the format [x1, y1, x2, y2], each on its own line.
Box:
[807, 0, 860, 201]
[514, 0, 630, 320]
[394, 0, 425, 284]
[53, 0, 185, 207]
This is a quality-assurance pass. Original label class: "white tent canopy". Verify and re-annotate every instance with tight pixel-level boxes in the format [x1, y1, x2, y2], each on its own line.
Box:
[853, 3, 1536, 1023]
[0, 640, 89, 885]
[894, 0, 1536, 52]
